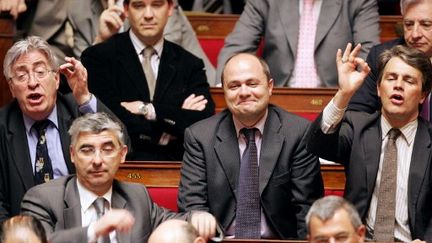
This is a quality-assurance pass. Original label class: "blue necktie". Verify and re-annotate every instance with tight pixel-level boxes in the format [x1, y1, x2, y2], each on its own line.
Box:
[33, 120, 53, 185]
[236, 128, 260, 239]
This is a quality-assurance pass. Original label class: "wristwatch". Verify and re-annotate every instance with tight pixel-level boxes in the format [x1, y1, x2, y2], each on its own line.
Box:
[139, 103, 149, 116]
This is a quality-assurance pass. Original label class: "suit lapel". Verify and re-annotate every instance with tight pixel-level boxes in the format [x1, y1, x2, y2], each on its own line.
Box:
[278, 1, 299, 55]
[118, 33, 151, 101]
[9, 107, 34, 190]
[153, 41, 176, 102]
[362, 116, 382, 196]
[111, 182, 130, 243]
[407, 119, 432, 227]
[214, 113, 241, 198]
[315, 0, 342, 49]
[259, 108, 283, 194]
[63, 178, 83, 229]
[56, 99, 75, 173]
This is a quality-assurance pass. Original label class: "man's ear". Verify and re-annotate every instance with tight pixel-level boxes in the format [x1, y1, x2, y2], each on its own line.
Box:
[194, 236, 206, 243]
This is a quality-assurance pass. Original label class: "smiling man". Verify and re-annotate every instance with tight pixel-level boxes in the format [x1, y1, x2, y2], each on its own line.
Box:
[0, 36, 117, 225]
[21, 112, 216, 243]
[81, 0, 214, 161]
[307, 44, 432, 241]
[178, 53, 324, 240]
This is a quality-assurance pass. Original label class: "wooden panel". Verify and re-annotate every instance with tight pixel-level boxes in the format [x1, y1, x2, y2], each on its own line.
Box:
[0, 13, 15, 107]
[115, 161, 345, 191]
[211, 87, 337, 114]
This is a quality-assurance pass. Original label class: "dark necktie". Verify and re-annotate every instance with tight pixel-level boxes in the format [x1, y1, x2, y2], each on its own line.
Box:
[236, 128, 260, 239]
[33, 120, 54, 185]
[94, 197, 111, 243]
[142, 46, 156, 100]
[374, 128, 401, 241]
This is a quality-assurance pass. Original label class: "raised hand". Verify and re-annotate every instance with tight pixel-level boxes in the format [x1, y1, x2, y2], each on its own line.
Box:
[95, 0, 125, 44]
[59, 57, 91, 105]
[333, 43, 370, 109]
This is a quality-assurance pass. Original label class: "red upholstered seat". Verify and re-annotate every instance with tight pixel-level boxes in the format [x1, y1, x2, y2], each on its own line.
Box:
[147, 187, 179, 212]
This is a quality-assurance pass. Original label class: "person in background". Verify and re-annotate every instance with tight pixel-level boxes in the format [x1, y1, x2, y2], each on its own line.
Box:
[307, 43, 432, 241]
[216, 0, 380, 87]
[21, 112, 216, 243]
[148, 219, 207, 243]
[306, 196, 366, 243]
[0, 0, 216, 85]
[1, 215, 48, 243]
[0, 36, 117, 224]
[349, 0, 432, 119]
[82, 0, 215, 161]
[178, 52, 323, 239]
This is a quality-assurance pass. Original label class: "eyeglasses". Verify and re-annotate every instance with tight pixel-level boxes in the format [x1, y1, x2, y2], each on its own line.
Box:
[10, 68, 55, 84]
[76, 146, 121, 160]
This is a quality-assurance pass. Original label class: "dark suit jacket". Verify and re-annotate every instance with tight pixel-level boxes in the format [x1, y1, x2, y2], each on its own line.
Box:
[21, 176, 189, 243]
[0, 93, 114, 224]
[81, 31, 215, 161]
[348, 37, 406, 113]
[306, 112, 432, 241]
[178, 105, 324, 239]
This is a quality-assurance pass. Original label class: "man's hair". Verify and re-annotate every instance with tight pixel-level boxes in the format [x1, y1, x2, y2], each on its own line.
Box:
[68, 112, 125, 146]
[377, 45, 432, 95]
[1, 215, 48, 243]
[3, 36, 58, 80]
[306, 196, 362, 234]
[400, 0, 424, 15]
[220, 53, 272, 85]
[123, 0, 173, 5]
[180, 221, 200, 242]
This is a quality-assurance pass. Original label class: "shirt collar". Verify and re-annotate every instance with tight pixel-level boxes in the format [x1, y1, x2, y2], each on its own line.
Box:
[232, 109, 268, 138]
[23, 105, 59, 135]
[129, 30, 164, 58]
[76, 178, 113, 213]
[380, 115, 417, 146]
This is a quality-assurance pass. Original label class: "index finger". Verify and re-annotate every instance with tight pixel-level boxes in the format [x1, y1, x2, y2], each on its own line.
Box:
[108, 0, 116, 7]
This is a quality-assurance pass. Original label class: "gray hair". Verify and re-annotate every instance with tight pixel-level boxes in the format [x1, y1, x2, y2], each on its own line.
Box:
[306, 196, 362, 234]
[221, 53, 272, 85]
[3, 36, 58, 80]
[68, 112, 125, 147]
[400, 0, 424, 15]
[180, 222, 200, 242]
[1, 215, 48, 243]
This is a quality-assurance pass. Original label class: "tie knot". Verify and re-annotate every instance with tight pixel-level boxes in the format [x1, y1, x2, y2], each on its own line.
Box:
[388, 128, 401, 141]
[241, 128, 257, 144]
[93, 197, 107, 216]
[32, 120, 51, 136]
[142, 46, 155, 58]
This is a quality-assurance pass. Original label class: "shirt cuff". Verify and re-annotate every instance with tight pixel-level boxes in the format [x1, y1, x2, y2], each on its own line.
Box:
[79, 93, 97, 114]
[87, 222, 97, 243]
[321, 98, 346, 134]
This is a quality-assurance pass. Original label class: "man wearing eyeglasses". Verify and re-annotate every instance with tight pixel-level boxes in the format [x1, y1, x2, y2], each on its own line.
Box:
[21, 112, 216, 243]
[0, 36, 119, 225]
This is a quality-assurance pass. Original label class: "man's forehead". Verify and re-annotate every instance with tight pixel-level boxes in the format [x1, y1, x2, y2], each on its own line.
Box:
[13, 52, 49, 68]
[76, 131, 118, 144]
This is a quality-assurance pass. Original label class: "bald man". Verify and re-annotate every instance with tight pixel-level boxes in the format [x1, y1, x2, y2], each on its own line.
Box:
[148, 219, 206, 243]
